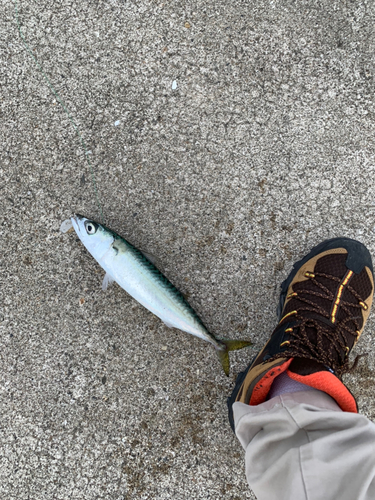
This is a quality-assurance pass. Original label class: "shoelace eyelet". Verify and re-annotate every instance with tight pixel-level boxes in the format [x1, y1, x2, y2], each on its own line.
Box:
[304, 272, 315, 278]
[279, 310, 297, 323]
[280, 340, 290, 348]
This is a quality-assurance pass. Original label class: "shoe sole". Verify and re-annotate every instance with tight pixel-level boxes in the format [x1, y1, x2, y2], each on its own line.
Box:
[227, 237, 372, 432]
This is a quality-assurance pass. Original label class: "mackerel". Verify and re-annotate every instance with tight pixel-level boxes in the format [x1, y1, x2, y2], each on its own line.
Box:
[71, 214, 252, 375]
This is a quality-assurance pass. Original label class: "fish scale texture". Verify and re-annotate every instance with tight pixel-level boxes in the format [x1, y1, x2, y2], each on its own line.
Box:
[120, 236, 203, 318]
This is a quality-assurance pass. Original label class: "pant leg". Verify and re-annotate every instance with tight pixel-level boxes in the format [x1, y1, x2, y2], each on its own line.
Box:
[233, 390, 375, 500]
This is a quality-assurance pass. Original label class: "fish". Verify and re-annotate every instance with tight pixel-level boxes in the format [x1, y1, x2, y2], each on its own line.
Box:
[70, 214, 252, 375]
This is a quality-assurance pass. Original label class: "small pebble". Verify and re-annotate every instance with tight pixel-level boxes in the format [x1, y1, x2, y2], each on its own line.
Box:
[172, 80, 177, 90]
[115, 120, 120, 126]
[60, 219, 73, 233]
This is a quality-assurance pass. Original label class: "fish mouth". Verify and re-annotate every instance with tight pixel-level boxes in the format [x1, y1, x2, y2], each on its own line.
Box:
[71, 214, 83, 232]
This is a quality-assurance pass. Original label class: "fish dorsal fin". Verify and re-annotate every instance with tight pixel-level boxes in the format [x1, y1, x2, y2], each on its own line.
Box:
[102, 272, 115, 291]
[140, 249, 157, 266]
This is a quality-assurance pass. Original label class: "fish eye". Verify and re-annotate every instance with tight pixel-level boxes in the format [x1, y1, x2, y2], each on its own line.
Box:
[84, 221, 98, 235]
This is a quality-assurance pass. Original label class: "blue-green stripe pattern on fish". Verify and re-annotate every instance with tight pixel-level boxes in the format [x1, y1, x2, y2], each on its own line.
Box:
[71, 214, 252, 375]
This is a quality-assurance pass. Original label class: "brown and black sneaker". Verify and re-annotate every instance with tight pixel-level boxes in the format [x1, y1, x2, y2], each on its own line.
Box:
[228, 237, 374, 432]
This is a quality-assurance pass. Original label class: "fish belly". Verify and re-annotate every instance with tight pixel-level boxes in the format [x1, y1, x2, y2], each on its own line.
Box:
[99, 245, 212, 343]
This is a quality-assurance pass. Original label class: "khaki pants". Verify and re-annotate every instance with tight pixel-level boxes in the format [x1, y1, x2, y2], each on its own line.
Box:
[233, 390, 375, 500]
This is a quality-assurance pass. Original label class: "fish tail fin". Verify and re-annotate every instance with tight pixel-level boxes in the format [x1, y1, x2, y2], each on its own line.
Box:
[216, 339, 253, 377]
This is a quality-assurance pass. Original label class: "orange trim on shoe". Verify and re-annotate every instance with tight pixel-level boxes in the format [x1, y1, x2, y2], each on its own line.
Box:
[287, 370, 358, 413]
[249, 359, 293, 406]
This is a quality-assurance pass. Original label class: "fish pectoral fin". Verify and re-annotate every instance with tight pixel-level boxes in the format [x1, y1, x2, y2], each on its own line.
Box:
[162, 320, 174, 328]
[102, 272, 115, 291]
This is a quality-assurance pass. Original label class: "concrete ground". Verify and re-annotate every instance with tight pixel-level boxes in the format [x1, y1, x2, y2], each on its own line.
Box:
[1, 0, 375, 498]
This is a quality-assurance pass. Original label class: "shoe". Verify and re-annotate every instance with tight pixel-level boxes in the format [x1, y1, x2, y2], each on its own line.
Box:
[228, 238, 374, 432]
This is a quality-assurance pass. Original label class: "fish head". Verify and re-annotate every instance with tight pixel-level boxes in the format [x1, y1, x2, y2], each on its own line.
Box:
[71, 214, 114, 260]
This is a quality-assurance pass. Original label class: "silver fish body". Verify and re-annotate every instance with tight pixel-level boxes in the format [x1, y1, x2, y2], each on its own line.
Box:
[71, 214, 252, 374]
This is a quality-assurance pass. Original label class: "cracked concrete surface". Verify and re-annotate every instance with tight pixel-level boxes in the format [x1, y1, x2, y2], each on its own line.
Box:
[1, 0, 375, 498]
